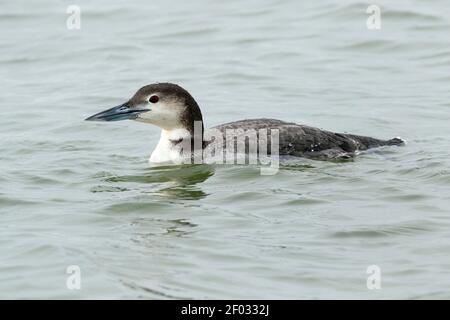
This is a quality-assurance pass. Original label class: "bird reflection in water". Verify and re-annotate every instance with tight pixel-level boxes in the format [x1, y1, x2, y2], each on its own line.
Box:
[103, 164, 214, 200]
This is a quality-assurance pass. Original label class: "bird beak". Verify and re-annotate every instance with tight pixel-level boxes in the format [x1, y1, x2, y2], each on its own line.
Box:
[85, 102, 148, 122]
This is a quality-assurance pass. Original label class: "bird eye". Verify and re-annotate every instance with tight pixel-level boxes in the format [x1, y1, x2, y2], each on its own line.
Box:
[149, 95, 159, 103]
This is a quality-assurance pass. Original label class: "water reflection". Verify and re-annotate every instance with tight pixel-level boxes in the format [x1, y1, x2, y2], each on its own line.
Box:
[130, 218, 198, 240]
[101, 164, 214, 200]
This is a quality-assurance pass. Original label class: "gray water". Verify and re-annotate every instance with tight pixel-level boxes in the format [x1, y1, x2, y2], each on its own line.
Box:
[1, 0, 450, 299]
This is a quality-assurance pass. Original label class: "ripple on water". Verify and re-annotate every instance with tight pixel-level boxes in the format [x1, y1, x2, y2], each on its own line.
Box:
[330, 221, 439, 239]
[285, 198, 329, 206]
[386, 9, 445, 23]
[105, 200, 175, 215]
[90, 186, 130, 193]
[381, 193, 430, 202]
[152, 27, 219, 40]
[120, 280, 190, 299]
[0, 196, 40, 208]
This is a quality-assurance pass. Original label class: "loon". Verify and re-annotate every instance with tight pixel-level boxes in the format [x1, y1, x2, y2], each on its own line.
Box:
[85, 83, 404, 164]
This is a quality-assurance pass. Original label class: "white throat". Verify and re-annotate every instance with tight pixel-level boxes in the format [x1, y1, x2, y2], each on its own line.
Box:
[149, 128, 192, 164]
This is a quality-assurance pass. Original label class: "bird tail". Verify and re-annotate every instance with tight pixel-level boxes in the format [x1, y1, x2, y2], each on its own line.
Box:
[385, 137, 405, 146]
[342, 133, 405, 150]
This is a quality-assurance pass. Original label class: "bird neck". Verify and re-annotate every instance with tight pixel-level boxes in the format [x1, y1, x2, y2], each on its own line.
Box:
[149, 126, 204, 164]
[179, 96, 204, 137]
[150, 98, 205, 164]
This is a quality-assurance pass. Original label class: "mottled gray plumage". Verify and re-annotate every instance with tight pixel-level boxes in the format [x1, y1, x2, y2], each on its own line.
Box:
[209, 118, 404, 160]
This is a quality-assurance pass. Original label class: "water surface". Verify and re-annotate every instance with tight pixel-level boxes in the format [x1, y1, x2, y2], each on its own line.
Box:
[1, 0, 450, 299]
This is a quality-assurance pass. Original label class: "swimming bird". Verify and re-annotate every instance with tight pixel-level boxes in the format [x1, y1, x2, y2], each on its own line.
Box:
[85, 83, 404, 164]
